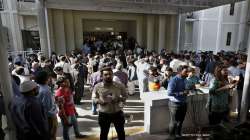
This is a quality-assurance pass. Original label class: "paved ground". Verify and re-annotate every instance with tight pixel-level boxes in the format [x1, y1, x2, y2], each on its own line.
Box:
[55, 86, 211, 140]
[3, 85, 242, 140]
[2, 85, 212, 140]
[56, 86, 145, 140]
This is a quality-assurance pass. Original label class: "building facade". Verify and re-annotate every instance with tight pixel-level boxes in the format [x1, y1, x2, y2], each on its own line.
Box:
[184, 0, 250, 53]
[0, 0, 248, 57]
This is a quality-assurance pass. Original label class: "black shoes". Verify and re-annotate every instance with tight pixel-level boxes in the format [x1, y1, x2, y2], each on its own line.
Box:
[75, 134, 88, 138]
[92, 111, 98, 115]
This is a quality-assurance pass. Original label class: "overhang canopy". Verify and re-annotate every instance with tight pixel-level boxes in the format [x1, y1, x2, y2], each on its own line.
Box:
[46, 0, 245, 14]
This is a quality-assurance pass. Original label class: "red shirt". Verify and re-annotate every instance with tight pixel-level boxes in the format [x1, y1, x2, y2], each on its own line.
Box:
[55, 87, 76, 116]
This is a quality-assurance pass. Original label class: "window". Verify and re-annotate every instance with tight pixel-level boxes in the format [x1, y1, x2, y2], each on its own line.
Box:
[21, 30, 40, 51]
[226, 32, 232, 46]
[230, 3, 235, 16]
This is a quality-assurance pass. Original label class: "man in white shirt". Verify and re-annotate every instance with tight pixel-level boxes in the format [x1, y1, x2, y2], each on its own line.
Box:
[169, 55, 186, 73]
[135, 57, 151, 98]
[55, 55, 74, 90]
[14, 67, 30, 84]
[55, 55, 72, 74]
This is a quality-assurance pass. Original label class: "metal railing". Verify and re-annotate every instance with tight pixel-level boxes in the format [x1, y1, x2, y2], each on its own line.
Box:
[17, 0, 37, 12]
[184, 43, 193, 51]
[8, 50, 42, 58]
[106, 0, 210, 8]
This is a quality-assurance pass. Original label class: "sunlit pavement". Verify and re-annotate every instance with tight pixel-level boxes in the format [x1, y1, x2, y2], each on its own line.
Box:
[3, 86, 244, 140]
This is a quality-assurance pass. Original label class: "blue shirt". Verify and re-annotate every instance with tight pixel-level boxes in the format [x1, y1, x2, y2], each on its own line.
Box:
[12, 78, 21, 97]
[167, 75, 187, 103]
[37, 84, 57, 117]
[81, 44, 91, 54]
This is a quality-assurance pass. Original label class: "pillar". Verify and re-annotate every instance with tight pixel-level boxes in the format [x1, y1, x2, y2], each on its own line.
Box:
[197, 11, 205, 51]
[74, 13, 83, 49]
[166, 15, 177, 51]
[36, 0, 49, 57]
[0, 17, 16, 140]
[239, 0, 250, 53]
[240, 30, 250, 123]
[158, 15, 166, 53]
[136, 18, 143, 46]
[236, 2, 247, 52]
[45, 8, 55, 55]
[146, 15, 155, 51]
[5, 0, 23, 51]
[240, 0, 250, 123]
[64, 10, 76, 52]
[53, 9, 66, 55]
[215, 6, 223, 53]
[176, 14, 186, 53]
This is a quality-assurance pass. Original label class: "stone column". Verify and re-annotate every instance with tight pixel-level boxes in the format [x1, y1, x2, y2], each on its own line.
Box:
[166, 15, 177, 51]
[64, 10, 76, 53]
[196, 11, 205, 51]
[240, 30, 250, 123]
[53, 9, 66, 55]
[146, 15, 155, 51]
[5, 0, 23, 51]
[176, 15, 181, 53]
[215, 6, 223, 53]
[45, 8, 55, 55]
[176, 14, 186, 53]
[236, 2, 248, 52]
[0, 17, 16, 140]
[36, 0, 49, 57]
[74, 13, 83, 49]
[158, 15, 166, 53]
[240, 0, 250, 53]
[136, 18, 143, 46]
[240, 0, 250, 123]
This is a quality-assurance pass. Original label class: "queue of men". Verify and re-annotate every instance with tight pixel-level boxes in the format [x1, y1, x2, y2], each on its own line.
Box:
[0, 37, 248, 140]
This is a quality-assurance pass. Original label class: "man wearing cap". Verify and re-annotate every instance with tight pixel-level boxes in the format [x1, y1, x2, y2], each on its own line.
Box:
[10, 81, 49, 140]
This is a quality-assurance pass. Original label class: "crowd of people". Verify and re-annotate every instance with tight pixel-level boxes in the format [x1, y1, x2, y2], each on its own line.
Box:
[0, 36, 248, 140]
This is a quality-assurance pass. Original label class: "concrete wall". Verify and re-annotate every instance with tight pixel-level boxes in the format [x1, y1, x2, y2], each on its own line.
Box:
[220, 25, 239, 51]
[187, 1, 248, 53]
[83, 20, 129, 32]
[22, 15, 38, 31]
